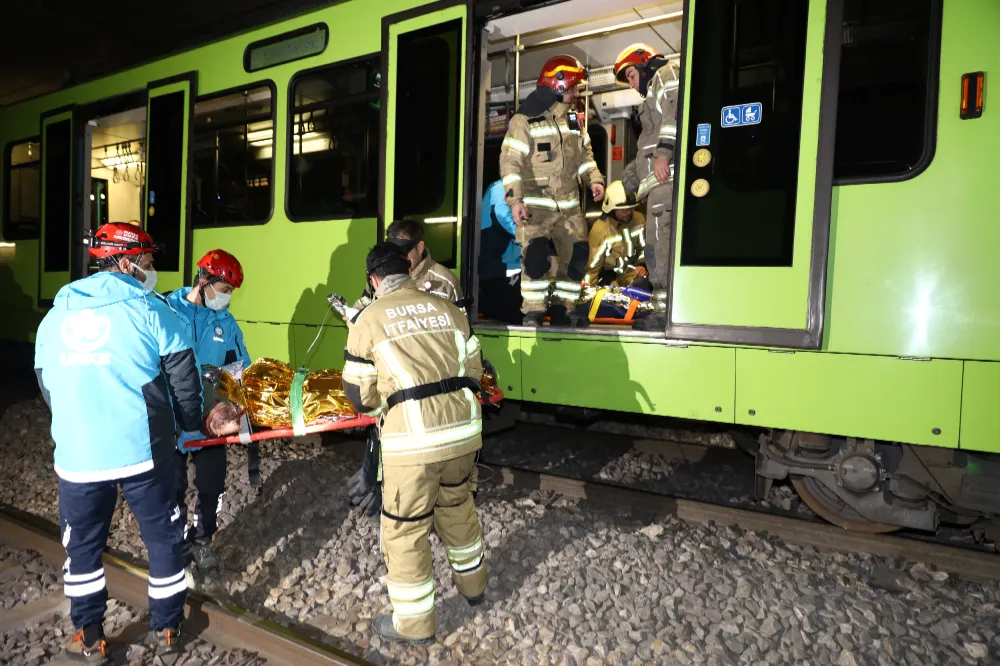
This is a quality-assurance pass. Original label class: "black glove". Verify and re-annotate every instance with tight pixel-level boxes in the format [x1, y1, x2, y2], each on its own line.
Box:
[347, 428, 381, 516]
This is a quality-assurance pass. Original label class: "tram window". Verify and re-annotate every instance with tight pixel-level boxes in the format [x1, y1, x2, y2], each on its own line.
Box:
[192, 84, 274, 227]
[834, 0, 938, 182]
[393, 19, 462, 268]
[287, 56, 380, 221]
[3, 139, 41, 241]
[680, 0, 808, 267]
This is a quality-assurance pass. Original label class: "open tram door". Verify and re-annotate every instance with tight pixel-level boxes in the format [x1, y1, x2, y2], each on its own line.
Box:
[38, 109, 75, 306]
[379, 0, 474, 277]
[666, 0, 843, 348]
[143, 74, 197, 293]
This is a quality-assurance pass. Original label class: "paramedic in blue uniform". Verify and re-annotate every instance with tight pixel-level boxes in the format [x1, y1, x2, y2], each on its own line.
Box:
[478, 179, 523, 325]
[33, 222, 204, 662]
[166, 249, 249, 571]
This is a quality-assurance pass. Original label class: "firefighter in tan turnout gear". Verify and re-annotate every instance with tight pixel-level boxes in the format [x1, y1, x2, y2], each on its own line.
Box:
[342, 243, 486, 645]
[615, 43, 679, 331]
[500, 54, 606, 328]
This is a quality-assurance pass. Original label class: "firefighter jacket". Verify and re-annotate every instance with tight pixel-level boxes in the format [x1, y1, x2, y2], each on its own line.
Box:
[499, 95, 605, 213]
[586, 212, 647, 287]
[411, 249, 462, 302]
[33, 272, 203, 482]
[623, 60, 679, 201]
[342, 275, 483, 467]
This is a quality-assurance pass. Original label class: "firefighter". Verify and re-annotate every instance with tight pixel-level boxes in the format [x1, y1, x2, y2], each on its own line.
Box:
[386, 219, 462, 302]
[585, 180, 647, 290]
[33, 223, 204, 662]
[166, 249, 249, 571]
[342, 242, 486, 645]
[499, 54, 606, 327]
[614, 43, 679, 331]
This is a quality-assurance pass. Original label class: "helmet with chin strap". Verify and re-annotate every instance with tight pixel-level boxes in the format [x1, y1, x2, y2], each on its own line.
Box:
[197, 249, 244, 288]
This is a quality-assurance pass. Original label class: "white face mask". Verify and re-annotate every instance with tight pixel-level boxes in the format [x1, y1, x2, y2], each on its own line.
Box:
[137, 267, 158, 292]
[122, 260, 157, 292]
[205, 290, 231, 311]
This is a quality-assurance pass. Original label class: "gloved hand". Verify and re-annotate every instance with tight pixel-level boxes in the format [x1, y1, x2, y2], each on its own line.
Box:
[177, 431, 203, 454]
[346, 469, 381, 515]
[483, 358, 498, 382]
[347, 429, 381, 516]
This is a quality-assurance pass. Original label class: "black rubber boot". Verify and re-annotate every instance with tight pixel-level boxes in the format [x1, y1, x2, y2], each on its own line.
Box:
[522, 311, 545, 327]
[372, 615, 434, 647]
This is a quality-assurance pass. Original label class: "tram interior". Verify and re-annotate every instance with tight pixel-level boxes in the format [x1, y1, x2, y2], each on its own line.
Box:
[89, 107, 146, 229]
[477, 0, 682, 331]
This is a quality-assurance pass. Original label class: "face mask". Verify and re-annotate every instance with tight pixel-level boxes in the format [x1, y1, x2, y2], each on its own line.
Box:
[205, 291, 231, 311]
[137, 267, 158, 292]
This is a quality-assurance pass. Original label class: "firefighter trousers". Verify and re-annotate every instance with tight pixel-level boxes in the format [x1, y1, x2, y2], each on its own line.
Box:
[174, 445, 227, 542]
[59, 466, 187, 632]
[516, 207, 589, 314]
[643, 183, 673, 315]
[380, 453, 486, 639]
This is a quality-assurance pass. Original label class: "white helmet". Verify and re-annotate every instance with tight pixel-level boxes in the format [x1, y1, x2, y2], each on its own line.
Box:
[601, 181, 637, 214]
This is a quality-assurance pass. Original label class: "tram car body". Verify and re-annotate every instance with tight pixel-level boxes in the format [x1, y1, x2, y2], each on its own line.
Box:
[1, 0, 998, 534]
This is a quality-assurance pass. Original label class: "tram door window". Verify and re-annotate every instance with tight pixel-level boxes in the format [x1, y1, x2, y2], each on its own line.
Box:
[834, 0, 937, 181]
[193, 85, 274, 226]
[89, 107, 146, 230]
[392, 20, 463, 268]
[679, 0, 808, 268]
[3, 139, 41, 241]
[288, 57, 380, 221]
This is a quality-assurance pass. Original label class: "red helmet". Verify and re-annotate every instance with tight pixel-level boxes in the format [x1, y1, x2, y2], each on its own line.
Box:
[87, 222, 158, 259]
[537, 55, 587, 95]
[614, 43, 660, 83]
[197, 249, 244, 288]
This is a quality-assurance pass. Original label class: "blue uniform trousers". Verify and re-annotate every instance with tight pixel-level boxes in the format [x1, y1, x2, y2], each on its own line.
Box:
[58, 464, 187, 631]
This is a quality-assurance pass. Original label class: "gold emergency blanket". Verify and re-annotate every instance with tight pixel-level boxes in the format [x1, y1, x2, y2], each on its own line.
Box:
[218, 358, 356, 428]
[216, 358, 503, 430]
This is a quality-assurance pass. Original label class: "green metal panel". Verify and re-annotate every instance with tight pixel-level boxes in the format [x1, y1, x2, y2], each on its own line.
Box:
[145, 79, 193, 294]
[825, 0, 1000, 361]
[39, 111, 73, 302]
[475, 331, 522, 401]
[383, 3, 468, 273]
[959, 361, 1000, 453]
[671, 0, 827, 331]
[238, 321, 298, 367]
[520, 337, 735, 422]
[290, 322, 348, 371]
[736, 349, 962, 447]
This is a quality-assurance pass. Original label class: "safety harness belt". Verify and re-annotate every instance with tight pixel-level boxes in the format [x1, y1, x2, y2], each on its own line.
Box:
[385, 377, 481, 411]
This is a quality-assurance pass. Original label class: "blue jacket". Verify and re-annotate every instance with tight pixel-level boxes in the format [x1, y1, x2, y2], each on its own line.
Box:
[165, 288, 250, 450]
[165, 288, 250, 370]
[479, 180, 522, 280]
[33, 272, 203, 483]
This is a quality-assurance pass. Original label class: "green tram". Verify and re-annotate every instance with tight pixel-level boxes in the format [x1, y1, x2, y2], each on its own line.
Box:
[1, 0, 998, 536]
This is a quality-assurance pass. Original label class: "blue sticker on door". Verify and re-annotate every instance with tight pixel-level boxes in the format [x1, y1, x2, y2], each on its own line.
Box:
[721, 102, 762, 128]
[696, 123, 711, 146]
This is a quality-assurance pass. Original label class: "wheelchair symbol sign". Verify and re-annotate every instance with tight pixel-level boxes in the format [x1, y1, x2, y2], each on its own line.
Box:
[721, 106, 741, 127]
[721, 102, 763, 128]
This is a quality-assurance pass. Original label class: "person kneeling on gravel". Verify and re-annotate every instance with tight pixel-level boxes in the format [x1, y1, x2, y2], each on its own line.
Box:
[34, 223, 207, 663]
[342, 242, 488, 646]
[165, 249, 250, 572]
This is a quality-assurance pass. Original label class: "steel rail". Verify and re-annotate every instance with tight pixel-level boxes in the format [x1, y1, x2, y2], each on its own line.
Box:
[0, 505, 375, 666]
[492, 466, 1000, 584]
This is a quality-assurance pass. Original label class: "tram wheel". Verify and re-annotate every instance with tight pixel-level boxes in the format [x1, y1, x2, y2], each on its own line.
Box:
[791, 476, 900, 534]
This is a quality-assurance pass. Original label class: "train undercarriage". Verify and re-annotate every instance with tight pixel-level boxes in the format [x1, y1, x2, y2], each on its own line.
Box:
[749, 430, 1000, 539]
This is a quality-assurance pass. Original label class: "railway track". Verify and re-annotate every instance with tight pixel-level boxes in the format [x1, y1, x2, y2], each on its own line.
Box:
[0, 506, 374, 666]
[490, 464, 1000, 584]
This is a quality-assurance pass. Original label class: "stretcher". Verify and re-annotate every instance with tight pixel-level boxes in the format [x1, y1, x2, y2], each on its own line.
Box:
[189, 387, 505, 448]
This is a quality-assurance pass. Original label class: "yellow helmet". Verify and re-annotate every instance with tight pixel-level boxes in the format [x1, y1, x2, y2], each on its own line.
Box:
[601, 181, 637, 214]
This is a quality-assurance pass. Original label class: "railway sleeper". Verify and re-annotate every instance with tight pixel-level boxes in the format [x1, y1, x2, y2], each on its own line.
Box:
[752, 429, 1000, 535]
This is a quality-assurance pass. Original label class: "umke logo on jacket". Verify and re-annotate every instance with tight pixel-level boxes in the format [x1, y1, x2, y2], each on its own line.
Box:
[59, 309, 112, 366]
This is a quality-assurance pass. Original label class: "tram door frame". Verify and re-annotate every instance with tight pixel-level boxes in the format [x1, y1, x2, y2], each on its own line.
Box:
[666, 0, 844, 349]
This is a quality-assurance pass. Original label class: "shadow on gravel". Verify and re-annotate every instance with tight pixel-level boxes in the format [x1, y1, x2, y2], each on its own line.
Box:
[210, 441, 365, 613]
